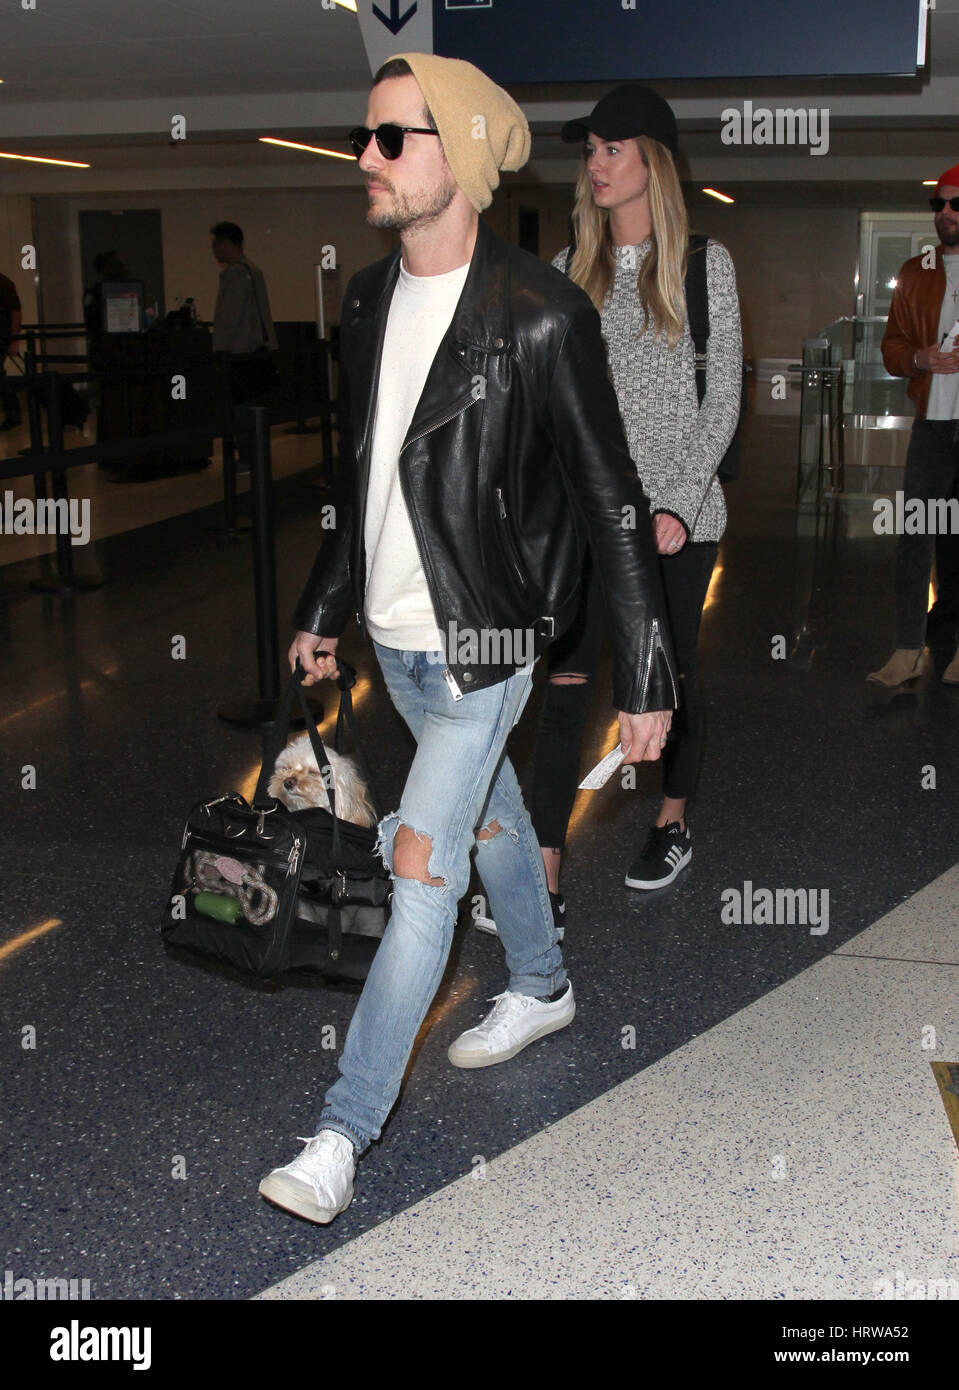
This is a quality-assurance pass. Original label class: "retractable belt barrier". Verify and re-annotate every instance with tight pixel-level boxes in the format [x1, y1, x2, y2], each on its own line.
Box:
[2, 333, 338, 728]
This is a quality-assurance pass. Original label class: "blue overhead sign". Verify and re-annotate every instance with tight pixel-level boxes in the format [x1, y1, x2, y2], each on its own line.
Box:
[430, 0, 926, 82]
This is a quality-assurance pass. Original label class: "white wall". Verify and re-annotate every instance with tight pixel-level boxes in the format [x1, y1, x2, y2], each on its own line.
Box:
[688, 200, 860, 359]
[33, 188, 398, 329]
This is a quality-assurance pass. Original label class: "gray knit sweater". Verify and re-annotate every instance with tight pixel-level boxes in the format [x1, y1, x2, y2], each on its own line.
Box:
[553, 239, 742, 542]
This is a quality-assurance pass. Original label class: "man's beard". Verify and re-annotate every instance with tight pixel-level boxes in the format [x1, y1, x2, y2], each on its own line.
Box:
[367, 174, 457, 233]
[936, 217, 959, 247]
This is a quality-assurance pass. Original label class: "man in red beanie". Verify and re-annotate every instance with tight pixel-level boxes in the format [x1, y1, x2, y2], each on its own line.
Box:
[873, 164, 959, 685]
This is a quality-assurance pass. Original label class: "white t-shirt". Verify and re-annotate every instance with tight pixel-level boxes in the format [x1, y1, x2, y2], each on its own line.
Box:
[363, 259, 470, 650]
[927, 252, 959, 420]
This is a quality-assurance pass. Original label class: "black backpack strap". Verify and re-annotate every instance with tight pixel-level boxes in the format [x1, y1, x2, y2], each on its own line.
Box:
[253, 672, 303, 806]
[331, 659, 384, 821]
[685, 233, 710, 409]
[253, 661, 344, 854]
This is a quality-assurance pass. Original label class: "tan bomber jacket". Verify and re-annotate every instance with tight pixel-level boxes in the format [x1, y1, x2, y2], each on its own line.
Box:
[881, 245, 947, 419]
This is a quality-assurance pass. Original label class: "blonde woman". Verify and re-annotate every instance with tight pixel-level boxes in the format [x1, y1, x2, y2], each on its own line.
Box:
[480, 85, 742, 936]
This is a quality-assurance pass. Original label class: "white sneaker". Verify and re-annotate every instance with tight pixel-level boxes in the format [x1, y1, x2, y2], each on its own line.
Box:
[472, 892, 566, 942]
[472, 907, 498, 936]
[448, 981, 575, 1069]
[258, 1130, 355, 1223]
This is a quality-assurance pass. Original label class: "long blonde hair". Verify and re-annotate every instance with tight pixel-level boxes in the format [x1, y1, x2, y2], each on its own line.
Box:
[566, 135, 689, 348]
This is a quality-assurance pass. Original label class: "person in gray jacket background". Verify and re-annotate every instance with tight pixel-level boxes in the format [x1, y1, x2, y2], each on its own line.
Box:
[210, 221, 278, 404]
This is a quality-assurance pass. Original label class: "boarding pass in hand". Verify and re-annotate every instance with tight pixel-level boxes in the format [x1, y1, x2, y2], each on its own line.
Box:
[578, 745, 625, 790]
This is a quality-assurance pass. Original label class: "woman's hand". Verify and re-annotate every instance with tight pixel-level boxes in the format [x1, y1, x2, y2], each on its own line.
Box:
[653, 512, 687, 555]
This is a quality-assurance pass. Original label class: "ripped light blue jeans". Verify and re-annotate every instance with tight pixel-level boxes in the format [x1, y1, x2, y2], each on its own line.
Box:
[318, 643, 567, 1153]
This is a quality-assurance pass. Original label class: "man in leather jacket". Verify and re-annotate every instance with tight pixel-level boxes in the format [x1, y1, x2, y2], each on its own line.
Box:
[258, 53, 677, 1226]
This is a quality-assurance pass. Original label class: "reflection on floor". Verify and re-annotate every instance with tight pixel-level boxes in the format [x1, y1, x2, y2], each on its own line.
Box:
[0, 407, 957, 1300]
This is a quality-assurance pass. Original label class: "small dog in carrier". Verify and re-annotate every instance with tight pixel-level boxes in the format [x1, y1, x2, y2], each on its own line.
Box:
[268, 735, 377, 828]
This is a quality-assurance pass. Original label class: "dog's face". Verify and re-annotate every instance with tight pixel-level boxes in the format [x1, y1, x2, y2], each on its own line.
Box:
[267, 735, 376, 827]
[268, 735, 333, 813]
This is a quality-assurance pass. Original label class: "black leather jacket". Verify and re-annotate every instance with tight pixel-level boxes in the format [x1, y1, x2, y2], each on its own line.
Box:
[293, 218, 678, 714]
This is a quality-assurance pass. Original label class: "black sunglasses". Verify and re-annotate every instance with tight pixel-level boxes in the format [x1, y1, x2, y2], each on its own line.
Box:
[349, 124, 439, 160]
[930, 196, 959, 212]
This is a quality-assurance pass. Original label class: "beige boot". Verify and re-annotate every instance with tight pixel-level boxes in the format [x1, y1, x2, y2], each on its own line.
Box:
[942, 648, 959, 685]
[866, 648, 928, 686]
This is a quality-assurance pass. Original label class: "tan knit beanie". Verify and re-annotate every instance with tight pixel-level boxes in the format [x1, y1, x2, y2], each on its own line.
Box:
[387, 52, 530, 211]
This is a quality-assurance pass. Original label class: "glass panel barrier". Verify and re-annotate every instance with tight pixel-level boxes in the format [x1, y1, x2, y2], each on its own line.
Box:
[798, 315, 913, 514]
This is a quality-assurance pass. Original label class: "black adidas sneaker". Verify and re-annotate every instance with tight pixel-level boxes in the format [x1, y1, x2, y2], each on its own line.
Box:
[625, 821, 691, 890]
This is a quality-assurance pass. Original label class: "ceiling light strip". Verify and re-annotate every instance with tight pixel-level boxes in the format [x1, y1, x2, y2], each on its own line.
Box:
[0, 152, 90, 168]
[259, 137, 355, 162]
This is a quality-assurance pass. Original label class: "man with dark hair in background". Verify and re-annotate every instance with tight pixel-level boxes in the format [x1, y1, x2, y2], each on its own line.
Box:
[210, 221, 278, 405]
[0, 269, 23, 431]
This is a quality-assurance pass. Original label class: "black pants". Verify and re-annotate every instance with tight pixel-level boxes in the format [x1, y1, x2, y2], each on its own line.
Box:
[894, 418, 959, 649]
[0, 360, 20, 424]
[229, 353, 279, 468]
[527, 541, 718, 848]
[229, 352, 278, 406]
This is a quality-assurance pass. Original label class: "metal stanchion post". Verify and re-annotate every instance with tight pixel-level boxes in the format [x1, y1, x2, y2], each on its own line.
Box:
[30, 372, 102, 594]
[21, 332, 44, 465]
[251, 404, 279, 706]
[285, 325, 321, 436]
[318, 339, 333, 481]
[217, 405, 322, 728]
[304, 339, 335, 492]
[223, 430, 240, 529]
[207, 353, 251, 535]
[25, 335, 47, 487]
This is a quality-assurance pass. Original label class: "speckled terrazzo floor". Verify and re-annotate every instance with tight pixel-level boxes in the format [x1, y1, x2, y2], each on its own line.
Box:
[1, 411, 958, 1300]
[255, 866, 959, 1300]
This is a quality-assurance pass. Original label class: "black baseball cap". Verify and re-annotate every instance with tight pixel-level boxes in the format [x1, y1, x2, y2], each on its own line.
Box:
[560, 83, 678, 154]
